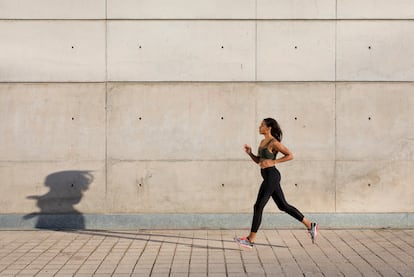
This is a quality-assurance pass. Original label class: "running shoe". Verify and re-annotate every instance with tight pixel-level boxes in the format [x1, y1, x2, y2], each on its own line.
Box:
[309, 222, 319, 244]
[234, 236, 254, 249]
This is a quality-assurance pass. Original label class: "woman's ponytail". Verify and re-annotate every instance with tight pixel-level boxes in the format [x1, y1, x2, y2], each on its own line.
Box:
[264, 118, 283, 142]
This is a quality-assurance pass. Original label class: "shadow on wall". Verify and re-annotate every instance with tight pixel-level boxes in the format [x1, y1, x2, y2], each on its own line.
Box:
[23, 171, 93, 230]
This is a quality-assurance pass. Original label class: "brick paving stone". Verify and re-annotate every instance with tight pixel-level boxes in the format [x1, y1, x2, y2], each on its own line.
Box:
[189, 273, 207, 277]
[345, 229, 401, 276]
[169, 273, 188, 277]
[292, 229, 343, 276]
[330, 230, 381, 276]
[208, 263, 226, 273]
[56, 269, 77, 275]
[319, 234, 360, 276]
[0, 229, 413, 276]
[1, 269, 21, 274]
[189, 263, 207, 273]
[114, 266, 133, 274]
[361, 230, 412, 275]
[170, 262, 189, 273]
[208, 274, 227, 277]
[226, 263, 245, 273]
[286, 229, 325, 275]
[227, 273, 247, 277]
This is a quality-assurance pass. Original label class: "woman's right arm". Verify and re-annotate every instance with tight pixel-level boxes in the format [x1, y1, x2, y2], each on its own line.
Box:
[244, 144, 260, 164]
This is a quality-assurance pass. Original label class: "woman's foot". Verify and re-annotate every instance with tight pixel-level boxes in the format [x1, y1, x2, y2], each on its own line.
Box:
[308, 222, 319, 244]
[234, 236, 254, 249]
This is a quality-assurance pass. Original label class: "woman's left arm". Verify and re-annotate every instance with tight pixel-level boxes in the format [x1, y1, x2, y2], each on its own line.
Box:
[259, 140, 294, 168]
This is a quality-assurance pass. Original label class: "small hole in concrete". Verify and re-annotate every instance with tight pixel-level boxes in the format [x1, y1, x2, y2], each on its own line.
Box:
[139, 45, 141, 49]
[294, 46, 298, 49]
[294, 117, 298, 120]
[71, 184, 74, 187]
[368, 183, 371, 187]
[71, 46, 74, 49]
[221, 117, 224, 120]
[368, 46, 371, 50]
[295, 183, 298, 187]
[139, 117, 142, 120]
[139, 183, 142, 187]
[368, 117, 371, 120]
[222, 183, 225, 187]
[221, 46, 224, 49]
[71, 117, 75, 120]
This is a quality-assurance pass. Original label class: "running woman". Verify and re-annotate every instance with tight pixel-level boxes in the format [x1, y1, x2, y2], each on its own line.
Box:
[235, 118, 318, 249]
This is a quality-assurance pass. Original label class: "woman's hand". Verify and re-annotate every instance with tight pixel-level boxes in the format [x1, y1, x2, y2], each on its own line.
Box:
[259, 159, 276, 168]
[245, 144, 260, 164]
[244, 144, 252, 154]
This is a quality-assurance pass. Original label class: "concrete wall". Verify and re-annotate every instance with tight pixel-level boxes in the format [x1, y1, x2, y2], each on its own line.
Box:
[0, 0, 413, 229]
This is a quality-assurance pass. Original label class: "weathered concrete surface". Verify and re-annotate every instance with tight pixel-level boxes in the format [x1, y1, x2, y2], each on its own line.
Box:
[257, 21, 335, 81]
[0, 162, 106, 214]
[0, 83, 107, 216]
[107, 83, 256, 160]
[107, 0, 336, 19]
[11, 0, 413, 21]
[338, 0, 414, 19]
[274, 161, 335, 213]
[336, 161, 414, 213]
[0, 0, 105, 19]
[0, 81, 412, 225]
[337, 21, 414, 81]
[336, 83, 414, 161]
[2, 20, 413, 82]
[257, 0, 335, 19]
[107, 0, 256, 19]
[107, 161, 258, 214]
[107, 21, 255, 81]
[0, 83, 106, 161]
[106, 160, 333, 214]
[256, 83, 335, 160]
[0, 21, 106, 82]
[106, 82, 335, 214]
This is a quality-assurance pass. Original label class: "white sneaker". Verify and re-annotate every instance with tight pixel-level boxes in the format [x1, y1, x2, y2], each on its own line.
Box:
[309, 222, 319, 244]
[234, 236, 254, 249]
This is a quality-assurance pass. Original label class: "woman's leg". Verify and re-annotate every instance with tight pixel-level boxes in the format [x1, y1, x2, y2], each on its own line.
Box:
[267, 169, 318, 242]
[272, 189, 306, 222]
[248, 173, 274, 242]
[270, 169, 311, 229]
[272, 191, 312, 229]
[271, 182, 318, 242]
[250, 182, 272, 234]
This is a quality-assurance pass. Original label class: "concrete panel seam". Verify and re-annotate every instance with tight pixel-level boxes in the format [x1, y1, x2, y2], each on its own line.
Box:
[2, 81, 408, 85]
[105, 0, 109, 207]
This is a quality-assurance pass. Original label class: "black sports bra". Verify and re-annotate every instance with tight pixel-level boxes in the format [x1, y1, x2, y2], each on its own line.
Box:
[258, 139, 277, 160]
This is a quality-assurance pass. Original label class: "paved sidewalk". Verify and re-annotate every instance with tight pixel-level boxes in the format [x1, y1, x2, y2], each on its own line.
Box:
[0, 229, 413, 276]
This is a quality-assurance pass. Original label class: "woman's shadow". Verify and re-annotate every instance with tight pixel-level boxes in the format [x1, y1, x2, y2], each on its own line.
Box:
[23, 171, 93, 230]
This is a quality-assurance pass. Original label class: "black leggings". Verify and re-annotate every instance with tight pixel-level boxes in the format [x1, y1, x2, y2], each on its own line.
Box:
[251, 166, 304, 233]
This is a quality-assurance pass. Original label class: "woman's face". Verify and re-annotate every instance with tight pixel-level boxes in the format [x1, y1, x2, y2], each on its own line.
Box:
[259, 121, 270, 134]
